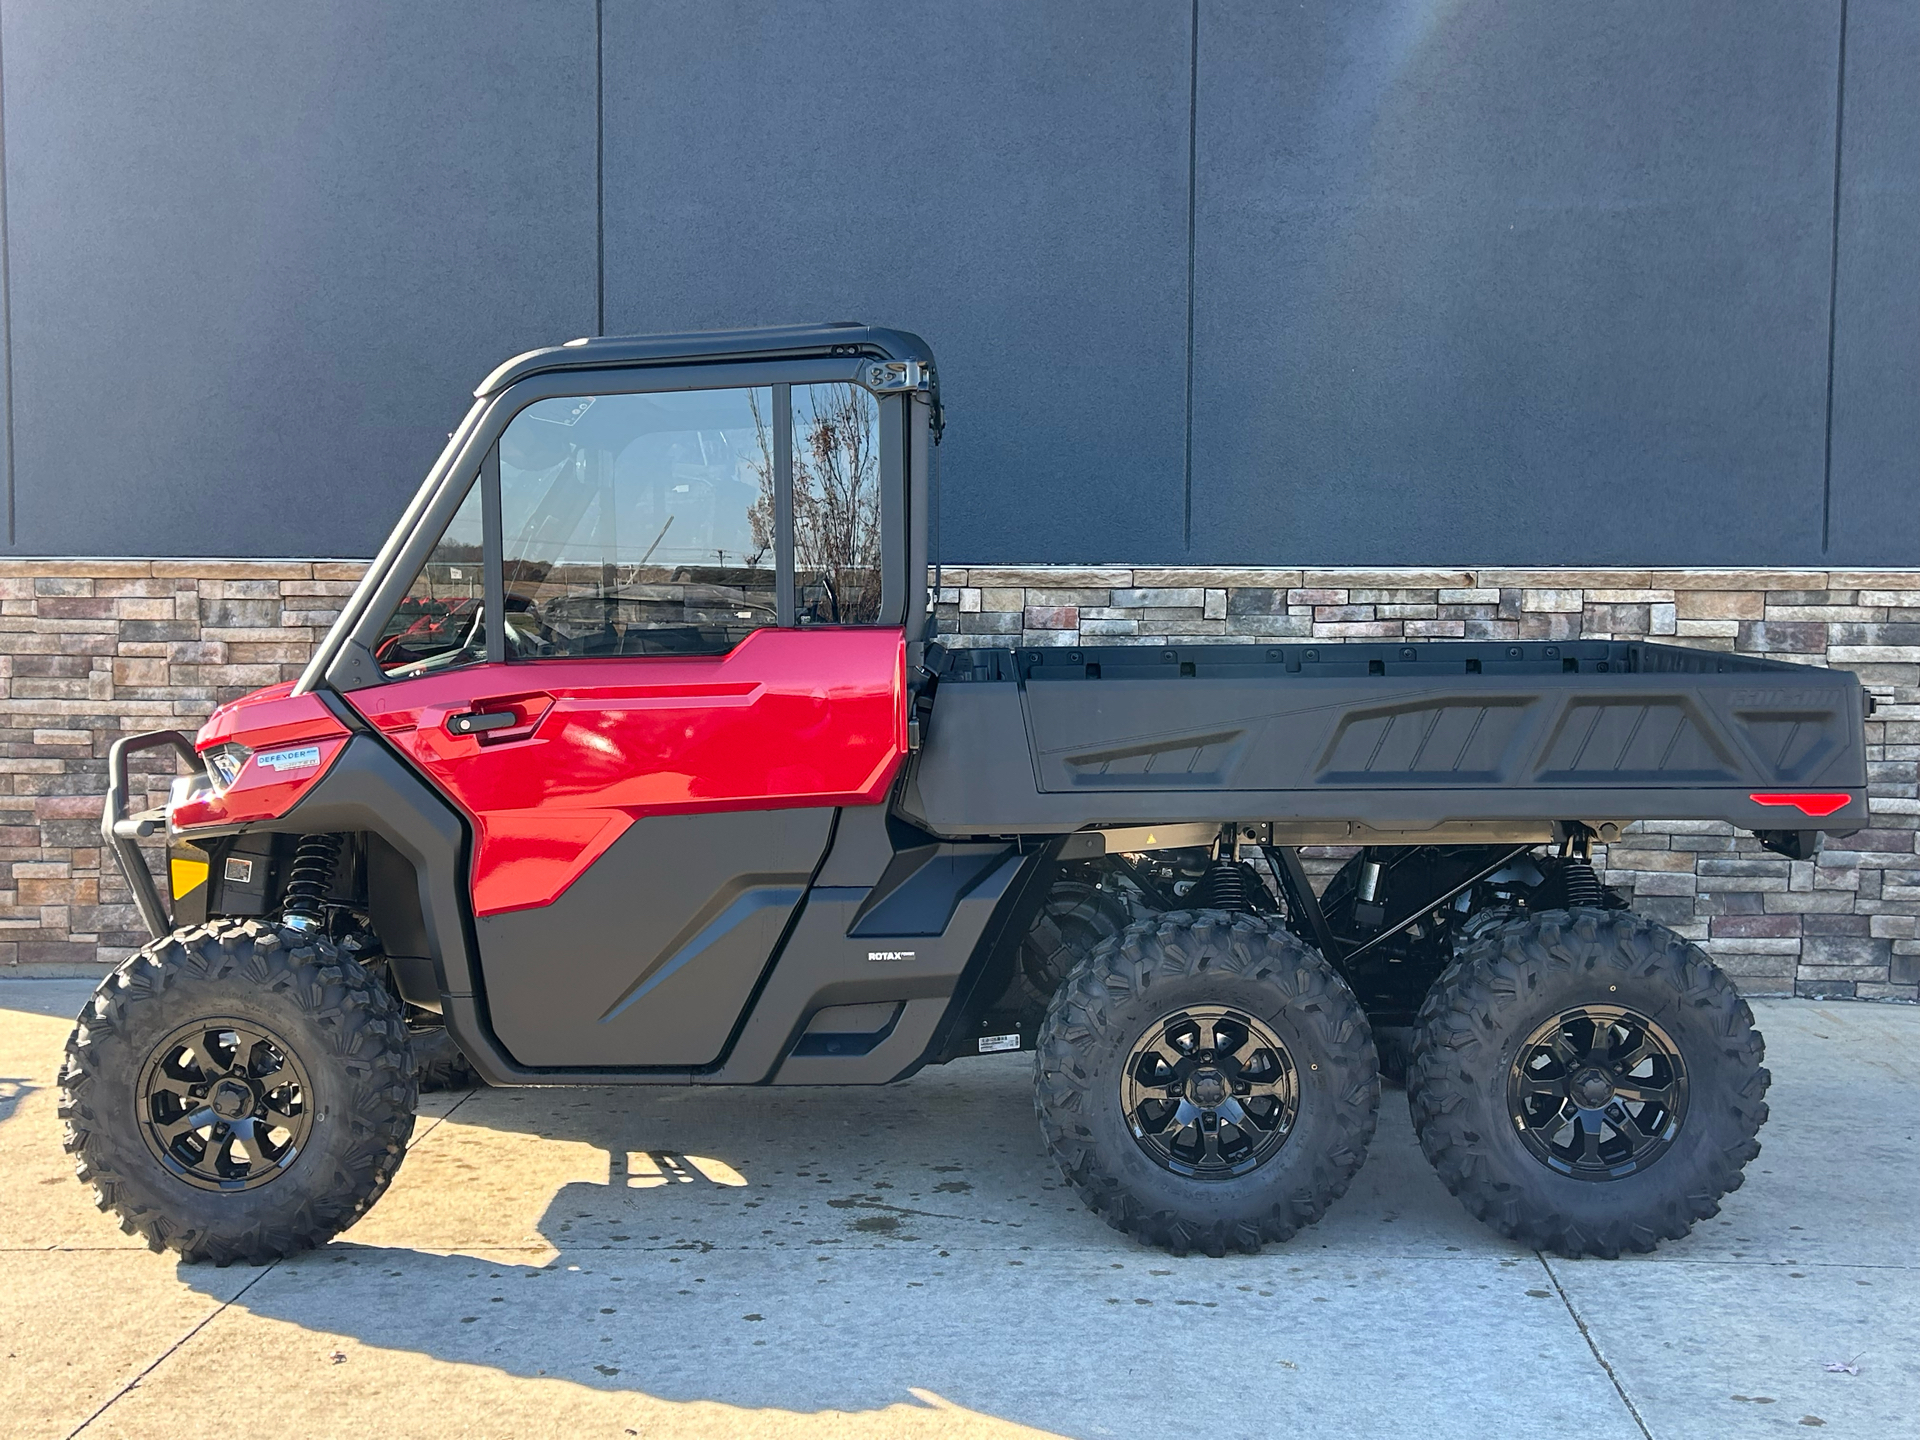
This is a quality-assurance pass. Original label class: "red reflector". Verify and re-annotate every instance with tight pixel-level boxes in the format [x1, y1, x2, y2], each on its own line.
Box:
[1749, 792, 1851, 818]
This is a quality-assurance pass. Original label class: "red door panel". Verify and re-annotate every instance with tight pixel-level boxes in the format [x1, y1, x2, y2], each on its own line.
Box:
[348, 627, 908, 915]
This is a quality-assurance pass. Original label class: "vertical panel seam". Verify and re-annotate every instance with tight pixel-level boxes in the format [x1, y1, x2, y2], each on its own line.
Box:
[1821, 0, 1850, 553]
[1182, 0, 1198, 550]
[595, 0, 606, 337]
[0, 7, 14, 547]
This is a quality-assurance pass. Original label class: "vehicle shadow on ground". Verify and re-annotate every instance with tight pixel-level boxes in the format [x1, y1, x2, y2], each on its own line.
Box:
[0, 1077, 37, 1124]
[166, 1059, 1502, 1435]
[167, 1064, 1104, 1433]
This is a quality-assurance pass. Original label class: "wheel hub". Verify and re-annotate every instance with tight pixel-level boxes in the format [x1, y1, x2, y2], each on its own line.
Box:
[209, 1078, 255, 1120]
[1507, 1005, 1688, 1182]
[1122, 1007, 1299, 1179]
[1188, 1068, 1228, 1106]
[136, 1018, 315, 1193]
[1570, 1067, 1615, 1108]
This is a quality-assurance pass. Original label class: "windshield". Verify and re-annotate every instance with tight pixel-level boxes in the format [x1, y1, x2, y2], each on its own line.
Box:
[374, 478, 486, 677]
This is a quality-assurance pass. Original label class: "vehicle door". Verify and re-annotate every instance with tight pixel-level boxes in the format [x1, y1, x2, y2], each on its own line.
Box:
[348, 373, 909, 1067]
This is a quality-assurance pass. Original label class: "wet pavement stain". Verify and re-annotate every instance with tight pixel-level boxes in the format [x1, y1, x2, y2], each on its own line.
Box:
[826, 1192, 1003, 1225]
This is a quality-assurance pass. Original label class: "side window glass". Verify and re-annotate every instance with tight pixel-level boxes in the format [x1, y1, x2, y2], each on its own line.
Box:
[375, 480, 486, 676]
[498, 388, 777, 658]
[792, 383, 882, 625]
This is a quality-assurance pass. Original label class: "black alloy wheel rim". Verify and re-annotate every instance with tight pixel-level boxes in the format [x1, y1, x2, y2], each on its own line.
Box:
[137, 1018, 315, 1193]
[1122, 1006, 1300, 1179]
[1507, 1005, 1688, 1182]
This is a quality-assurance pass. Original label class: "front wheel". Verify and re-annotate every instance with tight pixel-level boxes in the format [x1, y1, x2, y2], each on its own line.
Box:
[1408, 908, 1769, 1258]
[59, 919, 417, 1264]
[1035, 910, 1379, 1256]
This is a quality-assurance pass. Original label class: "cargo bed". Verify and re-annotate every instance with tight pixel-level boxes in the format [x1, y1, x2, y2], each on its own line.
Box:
[900, 639, 1871, 844]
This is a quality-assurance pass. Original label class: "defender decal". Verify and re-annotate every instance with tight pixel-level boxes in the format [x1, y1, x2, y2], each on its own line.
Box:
[255, 745, 323, 774]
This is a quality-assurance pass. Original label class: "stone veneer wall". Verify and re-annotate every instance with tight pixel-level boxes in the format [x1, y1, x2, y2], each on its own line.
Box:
[3, 560, 1916, 1000]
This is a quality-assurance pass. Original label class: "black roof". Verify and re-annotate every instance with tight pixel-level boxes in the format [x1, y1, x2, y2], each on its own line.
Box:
[475, 321, 936, 397]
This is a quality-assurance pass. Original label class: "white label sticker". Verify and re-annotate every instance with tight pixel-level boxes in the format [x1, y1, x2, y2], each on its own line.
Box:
[867, 950, 915, 962]
[530, 395, 596, 426]
[255, 745, 322, 774]
[977, 1033, 1022, 1054]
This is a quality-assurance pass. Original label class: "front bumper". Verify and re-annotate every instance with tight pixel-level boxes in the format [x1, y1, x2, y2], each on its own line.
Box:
[101, 729, 199, 942]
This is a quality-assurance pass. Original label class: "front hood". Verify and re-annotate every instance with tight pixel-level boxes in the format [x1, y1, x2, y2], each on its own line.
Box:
[195, 681, 338, 753]
[171, 684, 353, 832]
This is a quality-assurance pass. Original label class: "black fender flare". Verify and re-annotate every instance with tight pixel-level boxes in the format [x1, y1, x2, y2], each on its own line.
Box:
[244, 735, 526, 1086]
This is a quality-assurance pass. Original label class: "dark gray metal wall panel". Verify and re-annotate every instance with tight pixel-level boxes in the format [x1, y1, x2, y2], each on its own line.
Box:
[3, 3, 1911, 566]
[1, 1, 596, 557]
[1189, 2, 1845, 566]
[1827, 0, 1920, 564]
[0, 13, 12, 549]
[600, 0, 1191, 566]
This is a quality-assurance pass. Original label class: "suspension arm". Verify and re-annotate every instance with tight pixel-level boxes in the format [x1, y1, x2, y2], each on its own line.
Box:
[1334, 845, 1534, 966]
[1265, 845, 1345, 965]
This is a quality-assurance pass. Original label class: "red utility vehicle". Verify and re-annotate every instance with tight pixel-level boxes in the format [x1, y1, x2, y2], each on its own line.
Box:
[68, 325, 1869, 1263]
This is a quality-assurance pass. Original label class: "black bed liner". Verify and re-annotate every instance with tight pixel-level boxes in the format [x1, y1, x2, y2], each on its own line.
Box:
[899, 640, 1871, 842]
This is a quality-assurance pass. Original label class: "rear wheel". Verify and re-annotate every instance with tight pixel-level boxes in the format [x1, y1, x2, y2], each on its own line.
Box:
[59, 919, 417, 1264]
[1408, 908, 1769, 1257]
[1035, 910, 1378, 1255]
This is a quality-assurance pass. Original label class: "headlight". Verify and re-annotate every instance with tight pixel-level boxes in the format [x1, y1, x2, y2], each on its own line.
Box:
[205, 743, 250, 792]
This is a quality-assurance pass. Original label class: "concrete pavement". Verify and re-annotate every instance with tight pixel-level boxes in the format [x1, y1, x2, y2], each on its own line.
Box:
[1, 977, 1914, 1439]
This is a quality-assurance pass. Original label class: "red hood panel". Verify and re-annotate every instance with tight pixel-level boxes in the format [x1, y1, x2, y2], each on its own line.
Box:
[196, 684, 347, 753]
[171, 685, 352, 831]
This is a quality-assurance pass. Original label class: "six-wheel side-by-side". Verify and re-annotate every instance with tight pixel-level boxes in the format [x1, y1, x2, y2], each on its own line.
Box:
[65, 324, 1870, 1264]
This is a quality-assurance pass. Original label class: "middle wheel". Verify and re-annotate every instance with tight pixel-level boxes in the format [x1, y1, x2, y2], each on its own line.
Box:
[1035, 909, 1380, 1255]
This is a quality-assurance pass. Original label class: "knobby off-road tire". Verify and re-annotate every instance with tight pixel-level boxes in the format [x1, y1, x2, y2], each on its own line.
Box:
[1036, 910, 1379, 1256]
[410, 1024, 479, 1092]
[1408, 907, 1769, 1258]
[60, 919, 417, 1265]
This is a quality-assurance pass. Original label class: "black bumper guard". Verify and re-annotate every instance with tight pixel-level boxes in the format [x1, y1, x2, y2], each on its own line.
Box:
[101, 729, 198, 942]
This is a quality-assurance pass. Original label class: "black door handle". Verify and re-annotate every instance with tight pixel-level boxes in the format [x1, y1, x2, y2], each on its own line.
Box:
[447, 709, 520, 737]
